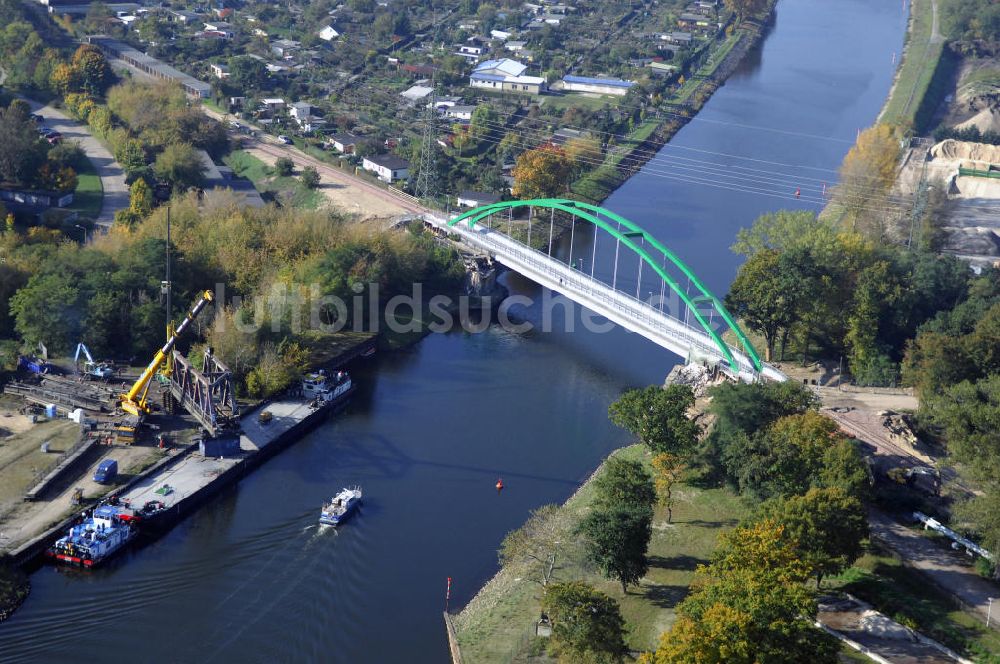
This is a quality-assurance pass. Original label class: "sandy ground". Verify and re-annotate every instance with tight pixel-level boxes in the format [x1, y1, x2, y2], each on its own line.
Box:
[243, 144, 414, 219]
[0, 430, 164, 553]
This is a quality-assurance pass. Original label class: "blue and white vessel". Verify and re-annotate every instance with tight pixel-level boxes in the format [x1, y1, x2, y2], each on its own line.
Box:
[46, 505, 136, 567]
[319, 487, 362, 526]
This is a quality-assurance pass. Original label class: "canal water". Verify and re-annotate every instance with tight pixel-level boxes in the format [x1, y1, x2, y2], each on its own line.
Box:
[0, 0, 905, 661]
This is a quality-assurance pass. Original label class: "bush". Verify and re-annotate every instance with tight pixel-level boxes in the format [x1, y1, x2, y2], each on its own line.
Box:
[275, 157, 294, 177]
[300, 166, 320, 189]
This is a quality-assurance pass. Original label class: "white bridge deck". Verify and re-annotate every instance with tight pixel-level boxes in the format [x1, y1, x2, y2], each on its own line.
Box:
[425, 213, 785, 383]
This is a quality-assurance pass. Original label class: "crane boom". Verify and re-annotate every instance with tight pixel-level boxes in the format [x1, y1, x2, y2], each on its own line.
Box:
[120, 290, 214, 417]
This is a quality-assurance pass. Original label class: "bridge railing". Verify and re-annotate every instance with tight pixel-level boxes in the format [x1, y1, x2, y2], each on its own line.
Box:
[433, 214, 763, 380]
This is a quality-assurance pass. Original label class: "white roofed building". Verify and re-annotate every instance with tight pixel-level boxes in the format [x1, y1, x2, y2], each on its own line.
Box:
[469, 58, 545, 94]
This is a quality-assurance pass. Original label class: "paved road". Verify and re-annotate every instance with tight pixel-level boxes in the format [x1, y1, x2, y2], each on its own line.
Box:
[870, 509, 1000, 628]
[28, 101, 128, 231]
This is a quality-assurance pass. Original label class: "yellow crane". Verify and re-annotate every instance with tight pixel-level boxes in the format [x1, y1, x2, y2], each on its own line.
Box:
[119, 290, 214, 417]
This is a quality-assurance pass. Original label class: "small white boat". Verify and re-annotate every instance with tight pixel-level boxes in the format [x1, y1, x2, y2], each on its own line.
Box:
[319, 487, 362, 526]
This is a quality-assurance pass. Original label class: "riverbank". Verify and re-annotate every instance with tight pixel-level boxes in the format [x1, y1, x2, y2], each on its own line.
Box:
[450, 444, 750, 662]
[878, 0, 953, 133]
[570, 3, 778, 204]
[0, 558, 28, 623]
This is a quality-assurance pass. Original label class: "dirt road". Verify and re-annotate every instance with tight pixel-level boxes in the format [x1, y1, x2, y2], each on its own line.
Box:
[244, 142, 420, 219]
[870, 509, 1000, 630]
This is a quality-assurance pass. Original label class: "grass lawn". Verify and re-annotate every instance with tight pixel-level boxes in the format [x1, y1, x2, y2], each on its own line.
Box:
[881, 0, 943, 127]
[828, 544, 1000, 661]
[69, 153, 103, 220]
[223, 150, 325, 209]
[452, 444, 752, 663]
[542, 93, 618, 114]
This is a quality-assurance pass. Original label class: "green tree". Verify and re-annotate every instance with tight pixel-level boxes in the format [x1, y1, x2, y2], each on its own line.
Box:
[499, 504, 562, 587]
[645, 521, 838, 664]
[731, 210, 822, 257]
[542, 582, 628, 664]
[0, 102, 47, 185]
[723, 0, 768, 22]
[114, 138, 150, 181]
[275, 156, 294, 177]
[722, 411, 848, 500]
[512, 145, 573, 199]
[128, 178, 154, 218]
[469, 104, 498, 140]
[651, 452, 685, 523]
[725, 249, 798, 361]
[71, 44, 111, 96]
[300, 166, 320, 189]
[758, 487, 868, 586]
[228, 55, 269, 91]
[593, 456, 656, 510]
[609, 384, 699, 456]
[578, 501, 652, 593]
[9, 272, 83, 352]
[153, 142, 206, 191]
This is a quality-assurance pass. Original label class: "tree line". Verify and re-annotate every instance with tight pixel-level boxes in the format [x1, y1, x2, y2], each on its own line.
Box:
[500, 379, 871, 662]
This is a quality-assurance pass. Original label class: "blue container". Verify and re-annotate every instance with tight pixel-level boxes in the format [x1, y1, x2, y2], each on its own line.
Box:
[45, 404, 57, 418]
[199, 434, 241, 458]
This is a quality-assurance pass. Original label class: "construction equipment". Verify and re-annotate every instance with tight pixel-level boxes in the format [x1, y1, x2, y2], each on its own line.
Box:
[18, 355, 56, 375]
[119, 290, 214, 418]
[73, 343, 115, 381]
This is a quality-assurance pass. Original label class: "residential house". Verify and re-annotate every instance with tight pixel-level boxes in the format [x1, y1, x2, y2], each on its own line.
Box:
[505, 40, 527, 52]
[327, 133, 361, 154]
[456, 190, 501, 207]
[271, 39, 301, 57]
[318, 25, 340, 41]
[210, 63, 230, 79]
[677, 12, 712, 28]
[661, 31, 693, 45]
[362, 154, 410, 183]
[444, 104, 476, 121]
[490, 29, 511, 41]
[456, 37, 488, 60]
[401, 84, 434, 104]
[203, 21, 234, 38]
[170, 9, 201, 23]
[469, 58, 545, 94]
[561, 75, 635, 96]
[289, 101, 324, 132]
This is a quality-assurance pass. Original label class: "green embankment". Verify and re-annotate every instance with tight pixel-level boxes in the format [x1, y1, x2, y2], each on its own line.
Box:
[880, 0, 955, 133]
[223, 150, 325, 209]
[452, 444, 751, 663]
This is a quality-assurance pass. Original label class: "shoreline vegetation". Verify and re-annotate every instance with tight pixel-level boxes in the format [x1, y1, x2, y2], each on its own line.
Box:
[0, 556, 29, 623]
[450, 444, 751, 662]
[569, 1, 779, 205]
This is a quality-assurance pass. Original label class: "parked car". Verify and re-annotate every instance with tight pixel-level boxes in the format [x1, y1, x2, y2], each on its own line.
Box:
[29, 113, 43, 124]
[229, 121, 241, 130]
[38, 126, 54, 135]
[277, 135, 292, 145]
[46, 133, 61, 144]
[93, 459, 118, 484]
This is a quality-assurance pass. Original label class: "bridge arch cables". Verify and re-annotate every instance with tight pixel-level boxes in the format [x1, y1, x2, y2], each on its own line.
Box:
[448, 198, 763, 376]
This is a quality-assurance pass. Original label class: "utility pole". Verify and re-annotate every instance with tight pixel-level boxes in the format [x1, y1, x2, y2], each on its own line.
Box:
[161, 207, 174, 380]
[414, 4, 438, 202]
[908, 157, 929, 250]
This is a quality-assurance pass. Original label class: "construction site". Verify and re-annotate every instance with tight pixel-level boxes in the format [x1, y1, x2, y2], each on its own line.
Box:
[0, 284, 375, 570]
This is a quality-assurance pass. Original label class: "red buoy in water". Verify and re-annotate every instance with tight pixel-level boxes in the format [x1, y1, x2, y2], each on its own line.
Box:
[496, 478, 504, 493]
